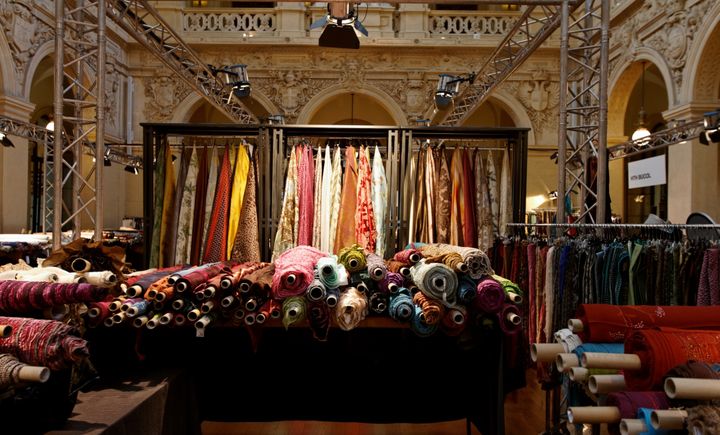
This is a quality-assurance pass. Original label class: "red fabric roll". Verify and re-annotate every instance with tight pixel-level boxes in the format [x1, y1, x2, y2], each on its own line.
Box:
[624, 328, 720, 391]
[172, 262, 233, 293]
[297, 145, 315, 247]
[497, 303, 521, 334]
[127, 266, 184, 293]
[0, 316, 88, 370]
[271, 246, 327, 299]
[393, 249, 422, 264]
[473, 277, 505, 314]
[577, 304, 720, 343]
[0, 281, 107, 314]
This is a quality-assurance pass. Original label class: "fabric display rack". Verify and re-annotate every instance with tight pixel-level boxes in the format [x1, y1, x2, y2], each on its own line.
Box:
[511, 222, 720, 435]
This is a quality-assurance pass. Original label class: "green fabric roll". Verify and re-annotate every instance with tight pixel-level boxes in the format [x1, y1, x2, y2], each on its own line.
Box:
[337, 244, 367, 273]
[282, 296, 306, 330]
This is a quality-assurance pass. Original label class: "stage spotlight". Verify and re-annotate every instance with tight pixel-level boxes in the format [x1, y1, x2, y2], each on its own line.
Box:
[216, 64, 251, 99]
[309, 2, 368, 49]
[435, 73, 475, 109]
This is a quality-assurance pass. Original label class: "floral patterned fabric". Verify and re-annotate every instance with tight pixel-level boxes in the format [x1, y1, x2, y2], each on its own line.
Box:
[355, 146, 376, 252]
[175, 145, 198, 264]
[272, 147, 299, 261]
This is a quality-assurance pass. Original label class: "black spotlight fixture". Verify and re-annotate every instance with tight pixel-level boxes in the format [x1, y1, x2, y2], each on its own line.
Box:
[309, 2, 368, 49]
[215, 64, 251, 100]
[0, 132, 14, 147]
[124, 165, 139, 175]
[435, 73, 476, 109]
[699, 109, 720, 145]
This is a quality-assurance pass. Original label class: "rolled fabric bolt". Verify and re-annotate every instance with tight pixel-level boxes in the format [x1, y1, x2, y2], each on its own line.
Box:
[70, 258, 92, 273]
[159, 312, 173, 325]
[400, 267, 410, 277]
[146, 314, 162, 329]
[203, 286, 216, 299]
[568, 318, 584, 332]
[256, 313, 266, 324]
[126, 300, 149, 318]
[582, 352, 641, 370]
[239, 282, 250, 293]
[187, 308, 201, 322]
[245, 297, 259, 312]
[82, 271, 117, 287]
[196, 314, 213, 329]
[153, 301, 165, 311]
[321, 264, 334, 277]
[233, 309, 245, 320]
[388, 283, 398, 293]
[194, 291, 207, 301]
[221, 295, 236, 309]
[174, 314, 186, 326]
[103, 317, 114, 327]
[357, 282, 369, 293]
[133, 315, 150, 328]
[650, 409, 687, 430]
[125, 285, 144, 298]
[570, 367, 590, 382]
[506, 291, 522, 304]
[244, 313, 256, 325]
[458, 263, 469, 273]
[531, 343, 566, 363]
[270, 303, 281, 319]
[567, 406, 621, 424]
[348, 258, 359, 269]
[0, 325, 12, 338]
[556, 353, 580, 372]
[665, 377, 720, 400]
[201, 300, 215, 314]
[371, 268, 384, 279]
[326, 290, 339, 307]
[408, 253, 421, 263]
[452, 310, 465, 324]
[108, 298, 126, 312]
[589, 374, 627, 394]
[155, 292, 168, 302]
[112, 311, 126, 324]
[18, 365, 50, 383]
[44, 304, 69, 321]
[220, 276, 233, 290]
[146, 288, 159, 300]
[506, 311, 521, 326]
[172, 299, 185, 311]
[620, 418, 647, 435]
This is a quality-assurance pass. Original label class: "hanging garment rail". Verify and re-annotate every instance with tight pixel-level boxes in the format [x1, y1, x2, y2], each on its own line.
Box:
[506, 223, 720, 229]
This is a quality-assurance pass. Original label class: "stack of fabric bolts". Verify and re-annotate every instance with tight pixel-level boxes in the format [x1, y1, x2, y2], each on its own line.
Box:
[98, 243, 523, 341]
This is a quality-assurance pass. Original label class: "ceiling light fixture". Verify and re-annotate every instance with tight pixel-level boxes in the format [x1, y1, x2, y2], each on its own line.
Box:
[309, 2, 368, 49]
[631, 62, 650, 145]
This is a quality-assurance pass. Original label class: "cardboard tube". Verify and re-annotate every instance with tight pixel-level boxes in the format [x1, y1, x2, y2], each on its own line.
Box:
[357, 282, 369, 293]
[568, 318, 584, 332]
[399, 306, 412, 319]
[201, 300, 215, 314]
[239, 282, 250, 293]
[570, 367, 590, 383]
[433, 278, 445, 289]
[103, 317, 115, 327]
[309, 287, 324, 300]
[146, 314, 161, 329]
[221, 295, 236, 308]
[234, 309, 245, 320]
[286, 274, 296, 285]
[203, 287, 216, 299]
[458, 263, 469, 273]
[665, 377, 720, 400]
[159, 312, 173, 325]
[194, 290, 206, 301]
[126, 285, 143, 298]
[409, 253, 421, 263]
[555, 353, 580, 372]
[349, 259, 359, 269]
[270, 307, 281, 319]
[326, 294, 338, 307]
[256, 313, 266, 324]
[108, 298, 125, 312]
[506, 291, 523, 304]
[620, 418, 647, 435]
[244, 313, 256, 325]
[112, 312, 126, 324]
[388, 283, 398, 293]
[43, 304, 69, 321]
[582, 352, 641, 370]
[155, 292, 167, 302]
[589, 374, 626, 394]
[133, 315, 149, 328]
[172, 299, 185, 311]
[400, 267, 411, 277]
[245, 298, 258, 312]
[567, 406, 621, 424]
[505, 312, 521, 326]
[18, 366, 50, 383]
[146, 289, 159, 299]
[153, 301, 165, 311]
[531, 343, 565, 363]
[195, 314, 213, 329]
[174, 314, 186, 326]
[651, 410, 687, 430]
[187, 308, 201, 321]
[321, 265, 334, 276]
[372, 268, 384, 278]
[220, 278, 232, 289]
[70, 258, 92, 273]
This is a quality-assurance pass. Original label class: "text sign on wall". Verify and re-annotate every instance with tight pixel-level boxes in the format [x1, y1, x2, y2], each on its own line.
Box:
[628, 154, 666, 189]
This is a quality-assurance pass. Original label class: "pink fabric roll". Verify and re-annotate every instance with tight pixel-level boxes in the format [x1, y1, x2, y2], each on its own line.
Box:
[271, 246, 327, 299]
[473, 277, 505, 314]
[297, 145, 315, 247]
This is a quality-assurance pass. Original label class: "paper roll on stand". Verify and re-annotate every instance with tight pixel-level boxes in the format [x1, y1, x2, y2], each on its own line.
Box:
[665, 377, 720, 400]
[651, 409, 687, 430]
[531, 343, 565, 363]
[567, 406, 621, 424]
[582, 352, 641, 370]
[556, 353, 580, 372]
[568, 318, 584, 332]
[589, 374, 626, 394]
[620, 418, 647, 435]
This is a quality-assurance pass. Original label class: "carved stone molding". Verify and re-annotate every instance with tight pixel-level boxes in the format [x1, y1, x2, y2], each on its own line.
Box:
[501, 70, 559, 135]
[0, 0, 53, 86]
[142, 75, 192, 122]
[252, 71, 335, 122]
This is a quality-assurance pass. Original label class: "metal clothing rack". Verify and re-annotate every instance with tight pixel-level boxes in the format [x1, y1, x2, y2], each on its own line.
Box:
[506, 222, 720, 241]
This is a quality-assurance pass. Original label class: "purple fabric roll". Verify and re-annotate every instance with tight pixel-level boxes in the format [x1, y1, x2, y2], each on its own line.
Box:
[473, 277, 505, 314]
[378, 271, 404, 293]
[0, 281, 107, 314]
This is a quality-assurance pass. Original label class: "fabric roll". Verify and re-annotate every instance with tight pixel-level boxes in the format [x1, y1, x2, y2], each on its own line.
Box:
[145, 276, 174, 302]
[365, 252, 387, 281]
[449, 147, 464, 246]
[320, 146, 333, 253]
[474, 277, 505, 314]
[203, 145, 232, 263]
[457, 275, 478, 304]
[372, 146, 388, 256]
[435, 148, 451, 244]
[312, 147, 323, 249]
[149, 140, 167, 268]
[175, 145, 198, 265]
[499, 150, 511, 237]
[544, 246, 556, 342]
[0, 353, 43, 389]
[230, 156, 260, 262]
[328, 147, 343, 254]
[126, 265, 183, 297]
[242, 263, 275, 296]
[335, 287, 368, 331]
[571, 342, 624, 364]
[409, 259, 458, 306]
[189, 146, 209, 265]
[272, 147, 299, 260]
[411, 304, 439, 337]
[386, 260, 410, 275]
[315, 256, 349, 289]
[663, 361, 720, 407]
[226, 144, 250, 258]
[305, 278, 327, 302]
[335, 147, 358, 251]
[369, 292, 389, 314]
[282, 296, 306, 329]
[172, 263, 231, 294]
[338, 244, 367, 274]
[308, 301, 331, 341]
[624, 328, 720, 391]
[576, 304, 720, 343]
[378, 271, 404, 294]
[394, 248, 422, 265]
[272, 246, 327, 299]
[698, 248, 720, 306]
[636, 408, 663, 435]
[687, 405, 720, 435]
[389, 288, 414, 322]
[605, 392, 669, 421]
[423, 251, 465, 273]
[419, 244, 494, 279]
[461, 149, 477, 247]
[527, 243, 537, 344]
[0, 281, 106, 314]
[297, 145, 315, 247]
[82, 271, 117, 288]
[497, 303, 521, 333]
[493, 274, 523, 299]
[414, 148, 427, 243]
[355, 146, 376, 253]
[474, 151, 493, 251]
[159, 148, 177, 267]
[412, 291, 444, 325]
[424, 146, 436, 244]
[440, 305, 467, 336]
[0, 317, 88, 370]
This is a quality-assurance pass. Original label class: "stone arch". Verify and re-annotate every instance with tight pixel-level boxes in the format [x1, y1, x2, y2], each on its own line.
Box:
[22, 40, 54, 100]
[609, 47, 677, 109]
[466, 90, 536, 146]
[682, 0, 720, 103]
[296, 84, 407, 126]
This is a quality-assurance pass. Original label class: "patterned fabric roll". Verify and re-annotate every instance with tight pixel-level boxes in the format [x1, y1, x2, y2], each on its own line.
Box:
[424, 146, 436, 243]
[320, 146, 333, 253]
[474, 150, 493, 251]
[297, 145, 315, 247]
[308, 300, 331, 341]
[457, 275, 478, 304]
[335, 287, 368, 331]
[272, 246, 327, 299]
[389, 288, 414, 322]
[355, 146, 376, 253]
[312, 146, 323, 249]
[410, 259, 458, 306]
[203, 145, 233, 263]
[0, 317, 88, 370]
[338, 244, 367, 273]
[0, 281, 106, 314]
[449, 147, 464, 246]
[201, 146, 219, 261]
[474, 277, 505, 314]
[365, 252, 387, 281]
[175, 144, 198, 265]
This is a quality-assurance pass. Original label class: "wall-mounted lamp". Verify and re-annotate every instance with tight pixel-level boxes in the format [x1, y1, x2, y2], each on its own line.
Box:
[699, 109, 720, 145]
[547, 190, 559, 200]
[435, 73, 476, 109]
[213, 64, 251, 101]
[0, 132, 14, 148]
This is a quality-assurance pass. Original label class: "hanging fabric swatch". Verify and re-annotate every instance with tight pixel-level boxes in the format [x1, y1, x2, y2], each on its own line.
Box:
[424, 147, 437, 244]
[414, 148, 427, 243]
[499, 149, 511, 237]
[312, 147, 323, 249]
[272, 147, 299, 260]
[201, 146, 219, 261]
[435, 148, 451, 244]
[202, 145, 232, 263]
[475, 151, 493, 252]
[486, 151, 499, 237]
[320, 146, 333, 253]
[327, 147, 343, 255]
[190, 146, 208, 265]
[159, 147, 177, 267]
[149, 139, 167, 268]
[175, 144, 198, 265]
[355, 145, 376, 253]
[372, 146, 387, 256]
[169, 147, 191, 265]
[226, 144, 249, 258]
[403, 151, 417, 243]
[297, 145, 315, 247]
[461, 149, 477, 248]
[698, 248, 719, 306]
[230, 155, 260, 262]
[449, 147, 464, 246]
[335, 146, 358, 252]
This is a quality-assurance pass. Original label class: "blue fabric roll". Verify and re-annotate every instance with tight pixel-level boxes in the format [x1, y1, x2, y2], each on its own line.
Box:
[572, 342, 625, 361]
[411, 304, 438, 337]
[637, 407, 668, 435]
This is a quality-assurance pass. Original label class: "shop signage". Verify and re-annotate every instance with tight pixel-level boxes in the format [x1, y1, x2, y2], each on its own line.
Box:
[628, 154, 666, 189]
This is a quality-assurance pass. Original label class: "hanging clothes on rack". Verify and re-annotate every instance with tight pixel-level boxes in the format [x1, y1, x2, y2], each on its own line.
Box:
[486, 151, 499, 238]
[201, 146, 220, 261]
[175, 144, 198, 265]
[327, 147, 343, 254]
[272, 146, 299, 260]
[149, 140, 168, 268]
[355, 145, 376, 252]
[190, 146, 209, 266]
[461, 149, 477, 248]
[435, 148, 451, 244]
[230, 153, 260, 263]
[335, 146, 358, 252]
[312, 146, 323, 249]
[169, 147, 192, 265]
[203, 144, 232, 263]
[372, 145, 387, 256]
[297, 145, 315, 247]
[226, 144, 249, 259]
[475, 150, 493, 251]
[415, 148, 428, 243]
[320, 146, 333, 253]
[404, 150, 417, 244]
[159, 146, 177, 267]
[449, 147, 464, 246]
[499, 150, 511, 237]
[424, 146, 437, 244]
